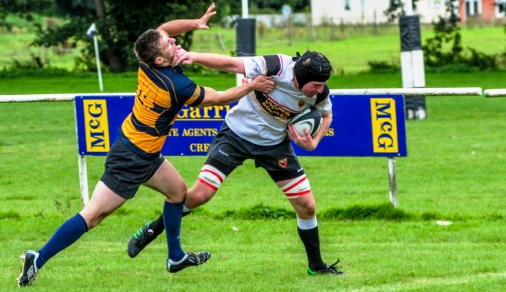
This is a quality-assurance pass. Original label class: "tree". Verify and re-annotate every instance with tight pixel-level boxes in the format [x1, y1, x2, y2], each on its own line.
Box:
[384, 0, 419, 22]
[0, 0, 53, 29]
[423, 0, 462, 68]
[423, 1, 500, 71]
[33, 0, 238, 73]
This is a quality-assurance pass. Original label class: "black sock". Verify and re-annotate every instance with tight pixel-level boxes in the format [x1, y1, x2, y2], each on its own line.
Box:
[148, 215, 165, 236]
[297, 226, 325, 270]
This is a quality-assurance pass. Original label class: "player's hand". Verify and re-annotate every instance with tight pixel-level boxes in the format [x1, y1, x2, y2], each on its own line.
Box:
[248, 75, 275, 94]
[172, 45, 192, 66]
[287, 124, 317, 151]
[197, 3, 217, 30]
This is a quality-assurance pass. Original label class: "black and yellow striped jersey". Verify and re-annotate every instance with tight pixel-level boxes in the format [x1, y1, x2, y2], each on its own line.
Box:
[119, 62, 205, 158]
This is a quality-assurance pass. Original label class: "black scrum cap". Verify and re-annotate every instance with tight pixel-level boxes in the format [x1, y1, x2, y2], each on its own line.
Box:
[293, 51, 332, 90]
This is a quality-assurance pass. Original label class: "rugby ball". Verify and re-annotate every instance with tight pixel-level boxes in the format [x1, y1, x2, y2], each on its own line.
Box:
[289, 107, 322, 137]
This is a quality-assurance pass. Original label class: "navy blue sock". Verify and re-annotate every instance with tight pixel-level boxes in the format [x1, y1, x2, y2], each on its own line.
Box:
[163, 200, 185, 262]
[37, 213, 88, 269]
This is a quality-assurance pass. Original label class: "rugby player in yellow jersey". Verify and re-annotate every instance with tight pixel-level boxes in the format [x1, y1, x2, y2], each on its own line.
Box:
[17, 3, 274, 287]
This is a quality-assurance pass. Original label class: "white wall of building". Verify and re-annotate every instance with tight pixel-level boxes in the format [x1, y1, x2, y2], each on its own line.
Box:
[311, 0, 449, 25]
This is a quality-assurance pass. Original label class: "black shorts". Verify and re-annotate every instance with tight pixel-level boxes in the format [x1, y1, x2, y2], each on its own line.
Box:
[100, 139, 164, 199]
[205, 122, 305, 182]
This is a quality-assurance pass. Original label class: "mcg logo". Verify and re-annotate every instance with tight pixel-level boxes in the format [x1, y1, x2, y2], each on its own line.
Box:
[83, 100, 110, 152]
[370, 98, 399, 153]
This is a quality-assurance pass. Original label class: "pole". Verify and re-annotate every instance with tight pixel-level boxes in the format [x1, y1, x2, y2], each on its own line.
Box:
[236, 0, 255, 86]
[404, 0, 413, 15]
[388, 157, 397, 208]
[242, 0, 248, 18]
[93, 35, 103, 92]
[399, 0, 426, 120]
[86, 23, 103, 92]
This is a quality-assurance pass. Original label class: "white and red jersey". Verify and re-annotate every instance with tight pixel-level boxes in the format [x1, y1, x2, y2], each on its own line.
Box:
[225, 54, 332, 146]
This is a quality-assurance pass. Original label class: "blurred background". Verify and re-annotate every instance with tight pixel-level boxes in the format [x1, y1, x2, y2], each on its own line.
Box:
[1, 0, 505, 75]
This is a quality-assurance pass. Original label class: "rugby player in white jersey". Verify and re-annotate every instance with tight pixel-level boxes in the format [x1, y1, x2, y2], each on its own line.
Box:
[128, 49, 345, 275]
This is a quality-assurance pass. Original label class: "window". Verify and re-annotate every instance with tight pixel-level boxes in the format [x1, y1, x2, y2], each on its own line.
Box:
[465, 0, 481, 16]
[345, 0, 351, 11]
[497, 0, 506, 18]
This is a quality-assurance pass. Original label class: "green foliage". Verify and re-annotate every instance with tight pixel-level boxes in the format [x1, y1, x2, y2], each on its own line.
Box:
[423, 1, 503, 72]
[384, 0, 420, 22]
[53, 0, 95, 17]
[0, 210, 22, 220]
[29, 0, 242, 73]
[200, 202, 436, 221]
[220, 204, 296, 220]
[465, 47, 500, 70]
[366, 60, 400, 73]
[3, 18, 506, 74]
[423, 2, 463, 67]
[0, 0, 53, 30]
[319, 203, 414, 221]
[425, 63, 480, 73]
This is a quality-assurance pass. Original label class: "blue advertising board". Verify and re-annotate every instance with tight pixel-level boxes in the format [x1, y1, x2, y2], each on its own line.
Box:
[74, 94, 407, 157]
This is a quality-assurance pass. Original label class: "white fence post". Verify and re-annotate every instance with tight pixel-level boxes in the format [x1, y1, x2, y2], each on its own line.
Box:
[387, 157, 397, 208]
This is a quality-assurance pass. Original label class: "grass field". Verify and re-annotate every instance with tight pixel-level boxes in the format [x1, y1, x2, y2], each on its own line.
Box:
[1, 71, 506, 290]
[1, 18, 506, 290]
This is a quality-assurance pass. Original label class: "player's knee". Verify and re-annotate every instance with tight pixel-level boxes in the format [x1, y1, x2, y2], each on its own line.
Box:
[175, 186, 188, 201]
[300, 200, 317, 217]
[160, 183, 187, 202]
[80, 211, 104, 230]
[190, 164, 225, 206]
[293, 203, 316, 219]
[187, 187, 214, 208]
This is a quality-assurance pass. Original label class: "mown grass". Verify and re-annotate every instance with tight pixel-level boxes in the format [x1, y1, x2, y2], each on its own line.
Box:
[1, 23, 506, 290]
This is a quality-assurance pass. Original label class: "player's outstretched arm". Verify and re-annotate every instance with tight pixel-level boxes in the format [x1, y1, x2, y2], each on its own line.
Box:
[185, 52, 246, 75]
[196, 75, 274, 107]
[157, 3, 217, 37]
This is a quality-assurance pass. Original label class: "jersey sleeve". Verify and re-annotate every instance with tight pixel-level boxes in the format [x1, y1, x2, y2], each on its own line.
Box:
[243, 54, 285, 79]
[171, 74, 205, 107]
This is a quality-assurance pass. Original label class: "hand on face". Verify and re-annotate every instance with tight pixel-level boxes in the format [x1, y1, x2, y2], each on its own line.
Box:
[172, 45, 193, 66]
